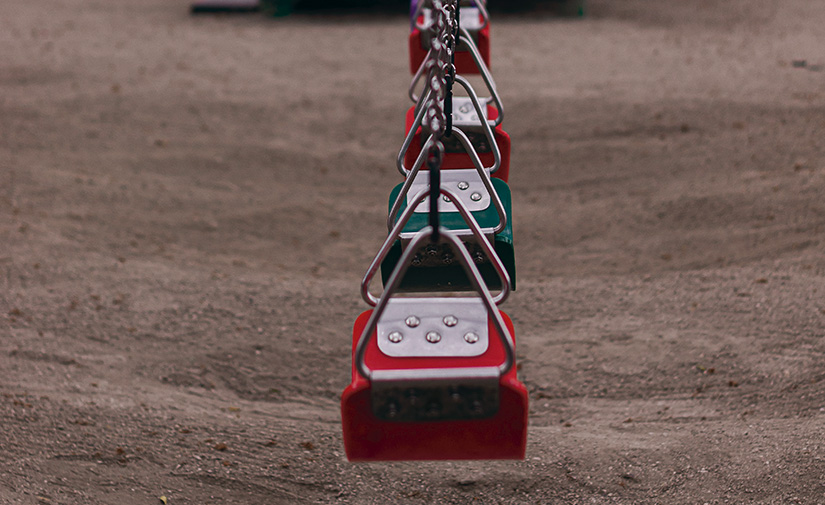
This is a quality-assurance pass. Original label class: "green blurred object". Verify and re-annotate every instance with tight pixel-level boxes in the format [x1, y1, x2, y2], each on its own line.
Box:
[556, 0, 585, 17]
[190, 0, 259, 14]
[260, 0, 293, 16]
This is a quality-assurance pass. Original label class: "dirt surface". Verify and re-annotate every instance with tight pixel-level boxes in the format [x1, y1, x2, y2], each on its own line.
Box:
[2, 0, 825, 503]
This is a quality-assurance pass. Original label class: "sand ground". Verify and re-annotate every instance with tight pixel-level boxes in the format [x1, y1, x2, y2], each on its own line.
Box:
[2, 0, 825, 503]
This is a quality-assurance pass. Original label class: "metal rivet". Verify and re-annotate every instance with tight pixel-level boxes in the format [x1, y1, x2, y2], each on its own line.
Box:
[386, 402, 398, 418]
[464, 332, 479, 344]
[470, 192, 482, 202]
[457, 181, 470, 190]
[405, 316, 420, 328]
[442, 253, 454, 265]
[411, 254, 423, 266]
[473, 251, 485, 264]
[443, 315, 458, 327]
[426, 331, 442, 343]
[426, 244, 439, 256]
[388, 331, 403, 343]
[442, 195, 451, 203]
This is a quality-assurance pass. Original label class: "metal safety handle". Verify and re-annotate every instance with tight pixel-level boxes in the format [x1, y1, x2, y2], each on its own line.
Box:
[355, 226, 515, 381]
[399, 76, 501, 177]
[457, 28, 502, 127]
[409, 48, 434, 105]
[363, 185, 511, 307]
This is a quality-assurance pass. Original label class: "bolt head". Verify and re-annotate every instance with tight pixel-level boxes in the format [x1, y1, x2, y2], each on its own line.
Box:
[443, 315, 458, 327]
[426, 331, 442, 343]
[405, 316, 420, 328]
[457, 181, 470, 190]
[388, 331, 404, 343]
[386, 402, 398, 418]
[470, 192, 483, 202]
[464, 332, 480, 344]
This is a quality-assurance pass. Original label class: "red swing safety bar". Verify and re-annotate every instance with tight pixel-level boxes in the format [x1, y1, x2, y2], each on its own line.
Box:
[409, 5, 490, 75]
[341, 190, 528, 461]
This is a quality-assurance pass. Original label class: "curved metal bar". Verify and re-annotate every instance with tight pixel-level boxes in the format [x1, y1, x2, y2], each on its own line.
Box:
[398, 76, 500, 177]
[364, 186, 510, 307]
[457, 26, 503, 127]
[473, 0, 490, 30]
[392, 132, 436, 226]
[454, 75, 501, 173]
[397, 88, 432, 177]
[410, 2, 491, 104]
[409, 49, 432, 105]
[390, 127, 506, 235]
[355, 226, 515, 381]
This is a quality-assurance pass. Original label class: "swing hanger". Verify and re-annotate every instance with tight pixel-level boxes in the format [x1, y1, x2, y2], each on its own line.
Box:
[363, 185, 511, 307]
[355, 224, 515, 382]
[389, 128, 506, 236]
[409, 28, 502, 127]
[398, 76, 501, 177]
[341, 219, 528, 461]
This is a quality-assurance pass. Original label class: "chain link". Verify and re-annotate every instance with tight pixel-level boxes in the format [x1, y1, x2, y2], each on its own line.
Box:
[418, 0, 459, 241]
[422, 0, 458, 154]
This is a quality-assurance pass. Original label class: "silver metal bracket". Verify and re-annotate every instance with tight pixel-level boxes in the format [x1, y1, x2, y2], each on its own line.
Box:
[370, 366, 500, 422]
[407, 168, 491, 215]
[452, 96, 490, 130]
[377, 298, 490, 358]
[419, 96, 491, 133]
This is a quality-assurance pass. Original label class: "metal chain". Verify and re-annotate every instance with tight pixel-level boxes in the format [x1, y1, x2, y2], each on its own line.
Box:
[421, 0, 458, 241]
[422, 0, 457, 143]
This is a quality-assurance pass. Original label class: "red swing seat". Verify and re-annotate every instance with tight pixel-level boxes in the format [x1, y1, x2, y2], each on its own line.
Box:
[341, 309, 528, 461]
